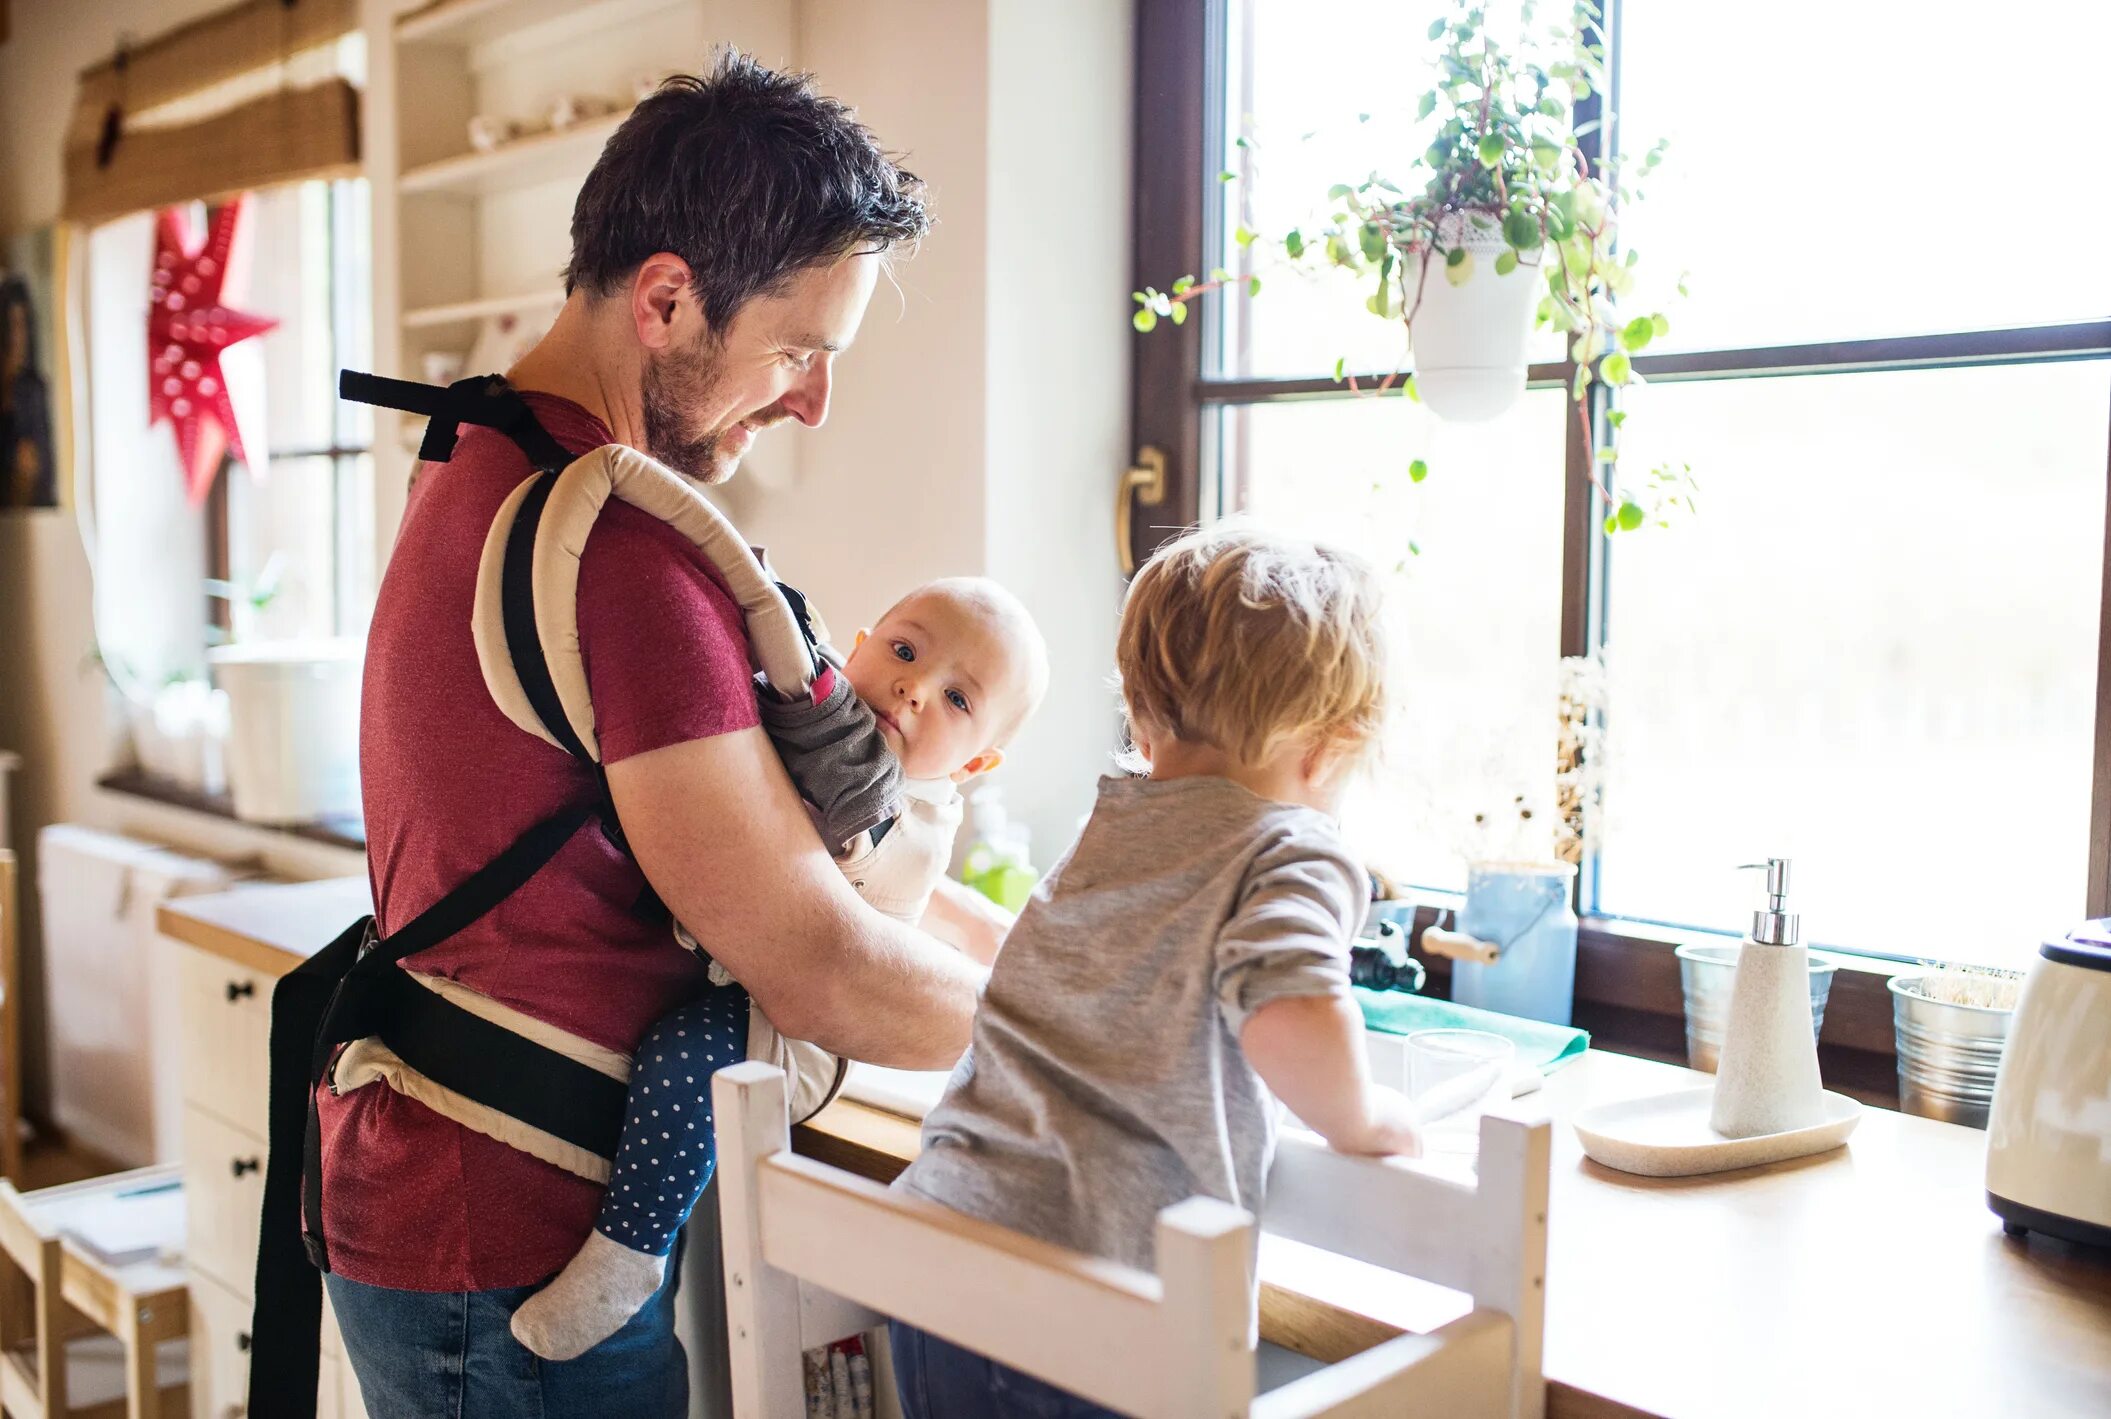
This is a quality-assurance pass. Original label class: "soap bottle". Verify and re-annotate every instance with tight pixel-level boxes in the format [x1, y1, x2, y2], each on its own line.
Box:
[1709, 858, 1826, 1138]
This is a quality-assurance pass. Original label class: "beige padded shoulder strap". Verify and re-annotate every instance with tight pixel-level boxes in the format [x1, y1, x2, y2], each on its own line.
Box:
[470, 444, 818, 761]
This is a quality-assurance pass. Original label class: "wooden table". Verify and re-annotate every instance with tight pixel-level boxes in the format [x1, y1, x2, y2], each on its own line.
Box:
[161, 882, 2111, 1419]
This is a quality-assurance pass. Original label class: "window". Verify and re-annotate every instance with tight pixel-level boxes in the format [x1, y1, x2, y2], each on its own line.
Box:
[86, 178, 374, 693]
[217, 179, 375, 644]
[1130, 0, 2111, 967]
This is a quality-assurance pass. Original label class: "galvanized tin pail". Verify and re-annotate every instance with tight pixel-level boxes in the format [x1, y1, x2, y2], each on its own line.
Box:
[1674, 943, 1836, 1073]
[1889, 975, 2016, 1129]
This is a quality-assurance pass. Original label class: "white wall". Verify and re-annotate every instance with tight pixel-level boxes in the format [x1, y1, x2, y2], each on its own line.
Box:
[723, 0, 1132, 861]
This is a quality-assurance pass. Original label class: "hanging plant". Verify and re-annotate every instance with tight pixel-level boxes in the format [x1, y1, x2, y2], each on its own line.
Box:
[1135, 0, 1695, 534]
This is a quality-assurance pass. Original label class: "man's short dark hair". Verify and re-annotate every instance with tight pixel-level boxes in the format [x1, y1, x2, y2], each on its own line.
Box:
[564, 52, 930, 330]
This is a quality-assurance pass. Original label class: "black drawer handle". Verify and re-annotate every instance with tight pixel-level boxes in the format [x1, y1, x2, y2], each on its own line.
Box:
[231, 1157, 260, 1178]
[226, 980, 256, 1002]
[236, 1330, 252, 1352]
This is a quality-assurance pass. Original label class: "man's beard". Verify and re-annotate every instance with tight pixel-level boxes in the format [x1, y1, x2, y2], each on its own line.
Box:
[640, 335, 734, 484]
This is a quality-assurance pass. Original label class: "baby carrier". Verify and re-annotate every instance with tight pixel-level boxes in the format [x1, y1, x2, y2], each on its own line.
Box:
[248, 373, 897, 1418]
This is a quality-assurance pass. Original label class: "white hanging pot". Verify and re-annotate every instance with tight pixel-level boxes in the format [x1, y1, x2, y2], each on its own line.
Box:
[1408, 209, 1541, 423]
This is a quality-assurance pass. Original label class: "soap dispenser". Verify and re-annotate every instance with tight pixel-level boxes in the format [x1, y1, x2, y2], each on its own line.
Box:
[1709, 858, 1826, 1139]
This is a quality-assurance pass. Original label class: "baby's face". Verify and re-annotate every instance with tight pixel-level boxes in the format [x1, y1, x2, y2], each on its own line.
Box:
[843, 587, 1032, 781]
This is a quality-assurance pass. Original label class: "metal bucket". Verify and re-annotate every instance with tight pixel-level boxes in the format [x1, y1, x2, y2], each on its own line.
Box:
[1674, 943, 1836, 1073]
[1889, 976, 2016, 1129]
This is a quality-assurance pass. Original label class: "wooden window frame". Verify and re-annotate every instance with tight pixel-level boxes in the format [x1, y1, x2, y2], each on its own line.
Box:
[1129, 0, 2111, 1087]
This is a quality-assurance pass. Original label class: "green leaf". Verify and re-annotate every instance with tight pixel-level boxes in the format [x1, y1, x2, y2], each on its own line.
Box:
[1133, 309, 1157, 333]
[1444, 248, 1475, 286]
[1652, 312, 1671, 337]
[1596, 447, 1618, 462]
[1132, 290, 1149, 306]
[1333, 356, 1347, 383]
[1233, 136, 1250, 149]
[1477, 133, 1506, 167]
[1328, 183, 1356, 201]
[1404, 375, 1420, 403]
[1606, 409, 1627, 428]
[1359, 222, 1387, 262]
[1408, 541, 1422, 557]
[1539, 95, 1565, 117]
[1172, 275, 1195, 295]
[1619, 316, 1654, 351]
[1428, 17, 1447, 38]
[1617, 500, 1645, 531]
[1217, 170, 1236, 183]
[1502, 209, 1542, 250]
[1495, 249, 1518, 276]
[1602, 351, 1632, 385]
[1248, 275, 1263, 297]
[1284, 229, 1305, 259]
[1169, 302, 1187, 326]
[1572, 364, 1593, 398]
[1604, 513, 1619, 534]
[1417, 92, 1438, 120]
[1234, 224, 1257, 249]
[1408, 459, 1429, 483]
[1209, 267, 1230, 282]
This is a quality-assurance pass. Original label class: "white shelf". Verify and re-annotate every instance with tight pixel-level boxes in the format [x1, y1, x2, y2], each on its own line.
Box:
[397, 0, 683, 48]
[398, 110, 628, 199]
[401, 290, 565, 329]
[397, 0, 583, 46]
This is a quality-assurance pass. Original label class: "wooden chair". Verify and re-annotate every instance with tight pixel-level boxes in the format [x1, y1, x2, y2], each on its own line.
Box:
[714, 1060, 1551, 1419]
[0, 1166, 188, 1419]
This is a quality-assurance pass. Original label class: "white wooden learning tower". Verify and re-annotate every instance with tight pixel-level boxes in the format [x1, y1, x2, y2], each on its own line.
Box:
[713, 1060, 1551, 1419]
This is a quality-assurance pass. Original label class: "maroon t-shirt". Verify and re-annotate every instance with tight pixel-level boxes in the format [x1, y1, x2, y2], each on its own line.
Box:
[327, 394, 759, 1291]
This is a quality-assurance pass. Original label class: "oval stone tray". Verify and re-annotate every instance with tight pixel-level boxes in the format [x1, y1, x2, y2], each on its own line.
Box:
[1574, 1086, 1862, 1178]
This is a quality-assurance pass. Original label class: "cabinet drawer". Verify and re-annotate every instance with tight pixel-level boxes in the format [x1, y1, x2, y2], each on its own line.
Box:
[179, 947, 273, 1136]
[182, 1106, 266, 1297]
[188, 1269, 253, 1419]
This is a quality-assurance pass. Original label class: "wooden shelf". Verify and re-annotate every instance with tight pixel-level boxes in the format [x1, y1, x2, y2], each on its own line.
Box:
[402, 290, 565, 329]
[398, 110, 628, 199]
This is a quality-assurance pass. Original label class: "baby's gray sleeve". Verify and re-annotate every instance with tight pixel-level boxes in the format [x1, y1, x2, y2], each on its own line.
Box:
[1213, 828, 1365, 1034]
[756, 655, 904, 852]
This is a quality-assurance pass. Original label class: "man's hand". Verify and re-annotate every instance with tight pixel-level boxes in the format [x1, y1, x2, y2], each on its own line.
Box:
[920, 877, 1016, 967]
[609, 726, 984, 1069]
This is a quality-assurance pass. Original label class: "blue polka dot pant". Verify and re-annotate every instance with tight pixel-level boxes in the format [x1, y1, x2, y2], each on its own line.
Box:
[595, 982, 751, 1257]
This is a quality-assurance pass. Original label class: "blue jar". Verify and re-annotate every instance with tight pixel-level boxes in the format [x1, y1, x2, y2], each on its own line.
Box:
[1452, 862, 1580, 1026]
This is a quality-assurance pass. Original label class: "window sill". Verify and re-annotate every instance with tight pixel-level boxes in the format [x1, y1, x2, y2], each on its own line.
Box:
[96, 768, 366, 852]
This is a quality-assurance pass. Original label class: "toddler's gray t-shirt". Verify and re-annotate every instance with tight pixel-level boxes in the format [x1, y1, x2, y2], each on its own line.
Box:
[897, 773, 1366, 1273]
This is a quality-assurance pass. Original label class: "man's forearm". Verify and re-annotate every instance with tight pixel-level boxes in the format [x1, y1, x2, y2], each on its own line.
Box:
[786, 900, 985, 1068]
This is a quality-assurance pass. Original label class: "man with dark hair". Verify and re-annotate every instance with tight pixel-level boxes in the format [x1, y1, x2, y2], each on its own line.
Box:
[332, 55, 981, 1415]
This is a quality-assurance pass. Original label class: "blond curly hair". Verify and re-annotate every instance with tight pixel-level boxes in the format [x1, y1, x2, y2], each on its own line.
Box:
[1116, 523, 1391, 770]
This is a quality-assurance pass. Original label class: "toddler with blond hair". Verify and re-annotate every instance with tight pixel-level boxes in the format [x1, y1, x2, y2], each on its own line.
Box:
[890, 523, 1421, 1419]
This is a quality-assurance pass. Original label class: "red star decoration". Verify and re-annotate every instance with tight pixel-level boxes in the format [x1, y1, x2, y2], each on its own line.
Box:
[148, 197, 277, 504]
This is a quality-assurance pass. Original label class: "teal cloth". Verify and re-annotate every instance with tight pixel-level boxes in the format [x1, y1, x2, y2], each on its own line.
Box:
[1355, 987, 1590, 1073]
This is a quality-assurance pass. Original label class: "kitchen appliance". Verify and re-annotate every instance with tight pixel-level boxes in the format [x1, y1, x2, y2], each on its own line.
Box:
[1984, 921, 2111, 1248]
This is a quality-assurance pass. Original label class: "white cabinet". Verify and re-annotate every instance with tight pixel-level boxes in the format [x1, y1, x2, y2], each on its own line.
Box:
[177, 941, 368, 1419]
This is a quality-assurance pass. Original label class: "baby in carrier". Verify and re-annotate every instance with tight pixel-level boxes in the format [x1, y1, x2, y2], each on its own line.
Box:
[510, 575, 1048, 1360]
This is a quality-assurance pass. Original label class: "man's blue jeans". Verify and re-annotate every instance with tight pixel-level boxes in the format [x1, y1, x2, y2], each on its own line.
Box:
[889, 1321, 1123, 1419]
[325, 1262, 686, 1419]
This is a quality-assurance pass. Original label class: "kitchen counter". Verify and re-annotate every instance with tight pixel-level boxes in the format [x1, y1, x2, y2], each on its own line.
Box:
[161, 880, 2111, 1419]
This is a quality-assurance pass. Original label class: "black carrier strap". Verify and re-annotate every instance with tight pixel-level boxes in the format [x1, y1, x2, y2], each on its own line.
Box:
[250, 805, 602, 1419]
[340, 369, 573, 472]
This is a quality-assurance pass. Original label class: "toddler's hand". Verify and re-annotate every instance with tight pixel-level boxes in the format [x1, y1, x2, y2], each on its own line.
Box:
[1347, 1087, 1425, 1159]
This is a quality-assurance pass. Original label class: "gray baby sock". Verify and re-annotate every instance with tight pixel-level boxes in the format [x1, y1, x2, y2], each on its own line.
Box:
[509, 1229, 669, 1361]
